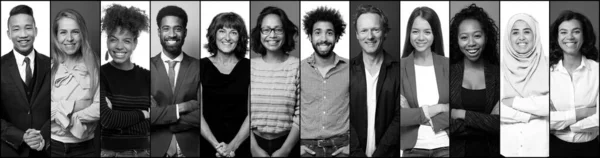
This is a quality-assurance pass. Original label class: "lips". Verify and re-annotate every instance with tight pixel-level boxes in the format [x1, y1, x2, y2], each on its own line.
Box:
[111, 51, 128, 59]
[516, 42, 528, 47]
[265, 40, 280, 46]
[563, 42, 577, 48]
[465, 48, 480, 56]
[17, 39, 30, 45]
[364, 41, 378, 47]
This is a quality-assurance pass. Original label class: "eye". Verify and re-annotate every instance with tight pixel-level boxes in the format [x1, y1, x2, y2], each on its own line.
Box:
[474, 34, 482, 38]
[524, 30, 531, 34]
[218, 29, 226, 33]
[460, 36, 467, 40]
[327, 31, 334, 36]
[230, 31, 238, 35]
[373, 29, 381, 33]
[511, 31, 518, 35]
[559, 31, 567, 35]
[425, 31, 431, 35]
[411, 30, 418, 34]
[573, 30, 581, 34]
[314, 30, 321, 35]
[124, 40, 131, 44]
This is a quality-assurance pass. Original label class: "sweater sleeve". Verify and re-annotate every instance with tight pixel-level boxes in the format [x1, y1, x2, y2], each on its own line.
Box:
[100, 75, 145, 129]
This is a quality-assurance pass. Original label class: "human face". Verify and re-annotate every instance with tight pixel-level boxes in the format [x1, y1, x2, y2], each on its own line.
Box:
[458, 19, 486, 62]
[216, 27, 238, 54]
[107, 27, 137, 64]
[557, 19, 583, 55]
[356, 13, 384, 55]
[7, 14, 37, 54]
[159, 16, 186, 55]
[56, 18, 81, 56]
[261, 14, 284, 53]
[410, 16, 433, 53]
[310, 21, 336, 57]
[510, 20, 534, 54]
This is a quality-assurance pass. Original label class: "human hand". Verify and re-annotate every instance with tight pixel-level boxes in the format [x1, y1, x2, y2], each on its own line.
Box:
[178, 102, 198, 114]
[451, 109, 466, 120]
[23, 129, 42, 150]
[427, 104, 449, 117]
[141, 110, 149, 119]
[502, 97, 515, 107]
[271, 147, 291, 157]
[223, 141, 239, 157]
[332, 145, 349, 156]
[300, 145, 315, 156]
[106, 98, 112, 109]
[215, 142, 228, 157]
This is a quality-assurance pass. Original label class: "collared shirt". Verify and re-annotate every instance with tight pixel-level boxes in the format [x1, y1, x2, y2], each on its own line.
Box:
[550, 57, 599, 143]
[365, 67, 379, 157]
[300, 53, 349, 139]
[160, 52, 183, 119]
[13, 49, 36, 83]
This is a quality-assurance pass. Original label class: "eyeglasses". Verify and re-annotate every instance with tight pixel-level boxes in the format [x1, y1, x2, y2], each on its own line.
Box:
[261, 28, 284, 35]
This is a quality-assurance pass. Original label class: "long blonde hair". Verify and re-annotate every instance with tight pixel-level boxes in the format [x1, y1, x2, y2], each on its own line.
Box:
[51, 9, 99, 97]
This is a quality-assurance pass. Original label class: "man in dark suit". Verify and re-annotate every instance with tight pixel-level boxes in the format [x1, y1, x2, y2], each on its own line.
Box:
[150, 6, 200, 157]
[349, 4, 400, 157]
[1, 5, 51, 157]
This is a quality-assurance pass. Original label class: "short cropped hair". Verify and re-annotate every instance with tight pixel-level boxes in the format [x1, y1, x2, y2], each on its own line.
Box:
[101, 4, 149, 40]
[204, 12, 248, 59]
[156, 5, 188, 28]
[250, 6, 298, 56]
[8, 5, 36, 26]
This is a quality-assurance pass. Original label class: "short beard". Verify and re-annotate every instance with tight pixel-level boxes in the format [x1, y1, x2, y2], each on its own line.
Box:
[312, 43, 336, 58]
[160, 39, 184, 55]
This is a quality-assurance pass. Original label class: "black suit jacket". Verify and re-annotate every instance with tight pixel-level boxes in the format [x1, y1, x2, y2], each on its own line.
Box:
[1, 50, 51, 157]
[349, 52, 400, 157]
[150, 53, 200, 157]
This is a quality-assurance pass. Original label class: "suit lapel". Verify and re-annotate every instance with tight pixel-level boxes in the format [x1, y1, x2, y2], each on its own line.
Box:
[173, 54, 191, 100]
[432, 54, 447, 104]
[6, 51, 29, 103]
[30, 50, 48, 105]
[483, 61, 496, 113]
[152, 54, 175, 103]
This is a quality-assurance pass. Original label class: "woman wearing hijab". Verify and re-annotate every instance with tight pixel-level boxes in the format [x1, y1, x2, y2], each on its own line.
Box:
[500, 13, 549, 157]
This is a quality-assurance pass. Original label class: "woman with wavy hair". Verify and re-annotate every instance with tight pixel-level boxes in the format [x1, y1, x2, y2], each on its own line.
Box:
[448, 4, 501, 157]
[50, 8, 100, 157]
[549, 10, 599, 157]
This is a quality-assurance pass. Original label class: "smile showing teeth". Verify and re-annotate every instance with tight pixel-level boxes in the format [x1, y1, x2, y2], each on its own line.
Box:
[467, 49, 478, 53]
[564, 42, 576, 47]
[166, 40, 177, 45]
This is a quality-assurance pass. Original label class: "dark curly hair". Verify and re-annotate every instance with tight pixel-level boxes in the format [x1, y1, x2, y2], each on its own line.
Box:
[402, 6, 444, 58]
[550, 10, 598, 67]
[156, 5, 188, 28]
[101, 4, 149, 40]
[449, 3, 499, 65]
[250, 6, 298, 56]
[204, 12, 248, 59]
[353, 4, 390, 34]
[302, 6, 346, 40]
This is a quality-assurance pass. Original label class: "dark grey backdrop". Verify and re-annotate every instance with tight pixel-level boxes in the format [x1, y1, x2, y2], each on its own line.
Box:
[250, 1, 300, 58]
[51, 1, 100, 56]
[550, 1, 600, 53]
[349, 1, 400, 60]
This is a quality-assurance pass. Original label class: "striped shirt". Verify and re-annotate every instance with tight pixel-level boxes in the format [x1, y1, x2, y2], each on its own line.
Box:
[250, 56, 300, 135]
[100, 63, 150, 150]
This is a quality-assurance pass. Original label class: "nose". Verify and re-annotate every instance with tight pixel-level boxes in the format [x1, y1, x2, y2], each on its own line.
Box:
[167, 29, 176, 38]
[566, 32, 575, 40]
[66, 33, 73, 42]
[517, 33, 525, 41]
[267, 29, 276, 38]
[417, 32, 425, 41]
[115, 41, 125, 50]
[467, 37, 475, 47]
[224, 32, 231, 41]
[18, 29, 28, 38]
[367, 31, 374, 40]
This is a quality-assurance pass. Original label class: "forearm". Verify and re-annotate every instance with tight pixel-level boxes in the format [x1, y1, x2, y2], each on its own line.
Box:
[463, 110, 500, 134]
[511, 95, 549, 116]
[500, 101, 531, 123]
[229, 116, 250, 150]
[200, 114, 219, 147]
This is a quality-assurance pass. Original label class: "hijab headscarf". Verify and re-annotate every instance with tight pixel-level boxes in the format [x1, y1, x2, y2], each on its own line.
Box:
[502, 13, 549, 98]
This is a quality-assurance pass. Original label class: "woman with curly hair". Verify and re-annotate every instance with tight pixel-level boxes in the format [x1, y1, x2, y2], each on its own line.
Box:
[448, 3, 501, 157]
[98, 3, 151, 157]
[50, 8, 100, 157]
[549, 10, 599, 157]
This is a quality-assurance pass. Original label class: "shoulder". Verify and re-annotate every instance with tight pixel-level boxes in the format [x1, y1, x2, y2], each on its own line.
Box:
[586, 58, 599, 72]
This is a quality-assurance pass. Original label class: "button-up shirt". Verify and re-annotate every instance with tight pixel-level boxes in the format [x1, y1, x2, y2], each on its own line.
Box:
[550, 57, 599, 143]
[300, 53, 349, 139]
[13, 49, 35, 83]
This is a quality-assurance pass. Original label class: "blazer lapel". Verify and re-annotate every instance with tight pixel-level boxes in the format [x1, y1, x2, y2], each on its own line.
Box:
[451, 61, 464, 109]
[432, 54, 447, 104]
[6, 51, 29, 102]
[30, 50, 49, 105]
[152, 54, 174, 103]
[404, 54, 419, 108]
[483, 61, 496, 113]
[173, 54, 191, 100]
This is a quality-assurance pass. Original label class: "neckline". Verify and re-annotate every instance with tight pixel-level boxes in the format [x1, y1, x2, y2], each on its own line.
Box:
[207, 58, 243, 75]
[461, 87, 486, 91]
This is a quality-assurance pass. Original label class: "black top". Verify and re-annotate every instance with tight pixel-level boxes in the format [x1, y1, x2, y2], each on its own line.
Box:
[200, 57, 250, 157]
[100, 63, 150, 150]
[461, 87, 487, 113]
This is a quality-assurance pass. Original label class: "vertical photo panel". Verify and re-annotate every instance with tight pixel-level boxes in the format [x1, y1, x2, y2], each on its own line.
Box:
[549, 1, 600, 157]
[50, 1, 101, 157]
[150, 1, 201, 157]
[1, 1, 51, 157]
[449, 1, 501, 157]
[500, 1, 550, 157]
[200, 1, 252, 158]
[99, 1, 151, 157]
[399, 1, 450, 157]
